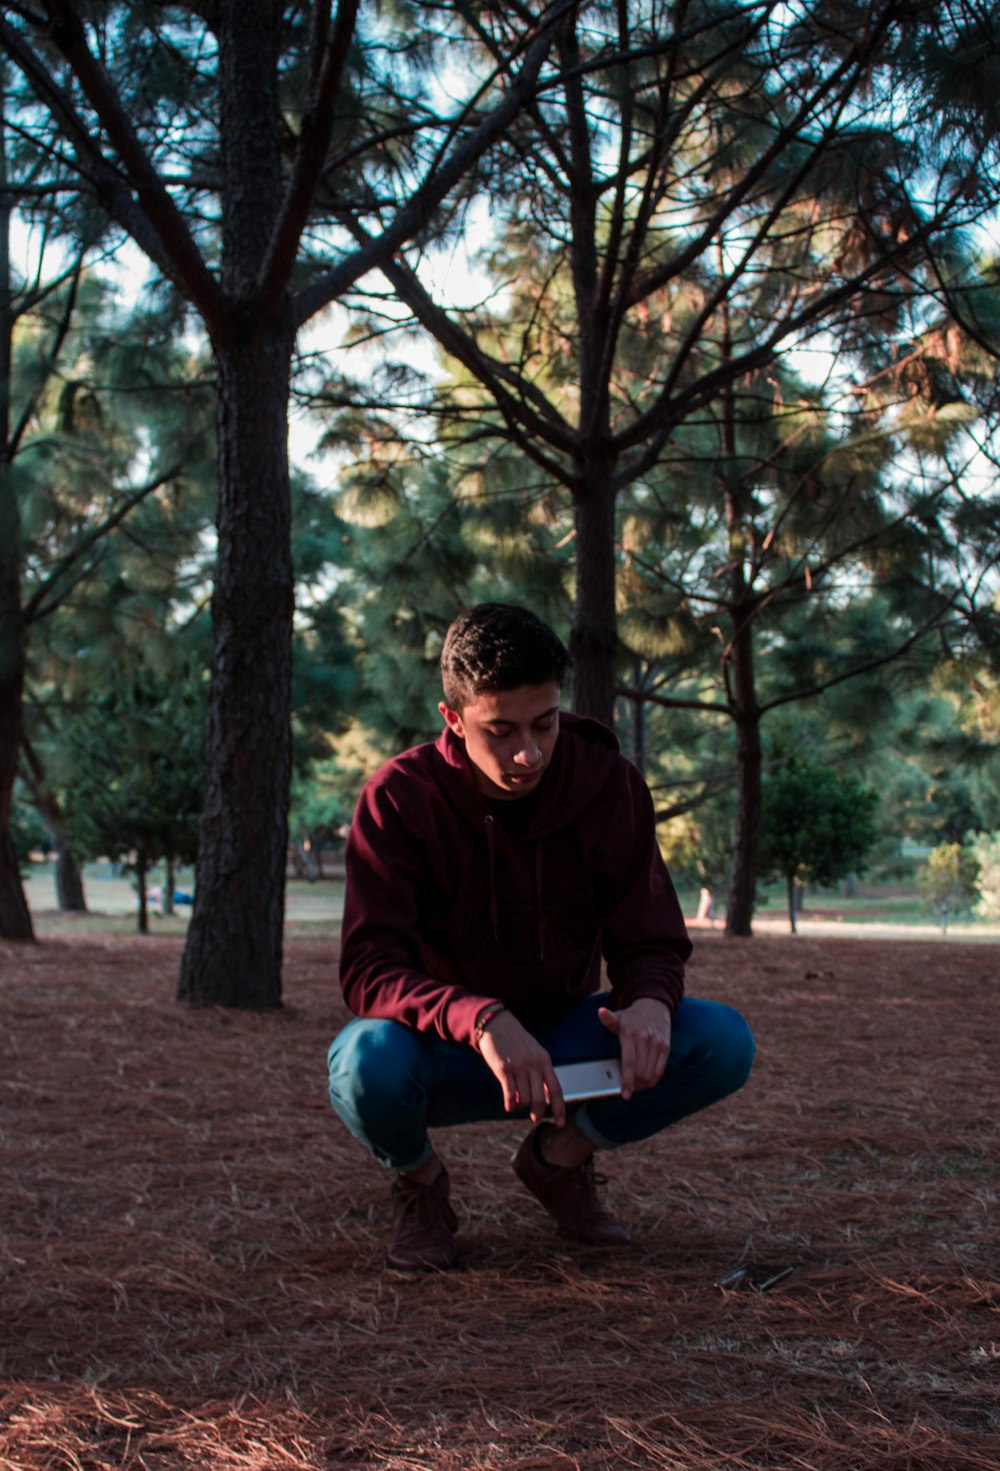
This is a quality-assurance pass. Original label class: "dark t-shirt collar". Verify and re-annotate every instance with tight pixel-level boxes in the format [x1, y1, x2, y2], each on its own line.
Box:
[486, 786, 544, 838]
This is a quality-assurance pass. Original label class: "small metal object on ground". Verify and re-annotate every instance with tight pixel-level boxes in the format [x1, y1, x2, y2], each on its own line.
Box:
[716, 1264, 796, 1292]
[715, 1266, 750, 1290]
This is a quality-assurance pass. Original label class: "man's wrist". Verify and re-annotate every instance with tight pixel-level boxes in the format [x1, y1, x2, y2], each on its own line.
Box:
[473, 1002, 507, 1049]
[627, 994, 672, 1015]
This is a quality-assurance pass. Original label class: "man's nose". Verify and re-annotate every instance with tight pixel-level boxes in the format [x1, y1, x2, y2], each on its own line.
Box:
[514, 739, 541, 766]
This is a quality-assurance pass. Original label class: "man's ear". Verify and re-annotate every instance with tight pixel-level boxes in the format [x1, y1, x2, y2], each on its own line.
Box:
[438, 701, 466, 740]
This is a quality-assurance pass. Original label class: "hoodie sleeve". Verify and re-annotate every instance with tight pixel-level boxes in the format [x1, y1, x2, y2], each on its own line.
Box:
[596, 760, 691, 1014]
[338, 767, 493, 1047]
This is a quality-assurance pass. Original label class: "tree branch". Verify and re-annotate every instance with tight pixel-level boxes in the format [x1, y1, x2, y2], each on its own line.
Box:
[258, 0, 360, 310]
[292, 0, 572, 326]
[23, 463, 182, 625]
[2, 5, 226, 333]
[363, 247, 578, 460]
[757, 599, 963, 716]
[7, 254, 82, 459]
[617, 684, 730, 717]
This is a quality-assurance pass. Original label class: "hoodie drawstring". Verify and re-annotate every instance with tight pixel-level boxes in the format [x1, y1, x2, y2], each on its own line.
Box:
[485, 816, 546, 960]
[484, 815, 499, 942]
[535, 843, 546, 960]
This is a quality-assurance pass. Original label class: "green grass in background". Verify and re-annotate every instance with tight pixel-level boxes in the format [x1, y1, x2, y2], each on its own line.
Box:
[22, 862, 345, 939]
[20, 862, 994, 940]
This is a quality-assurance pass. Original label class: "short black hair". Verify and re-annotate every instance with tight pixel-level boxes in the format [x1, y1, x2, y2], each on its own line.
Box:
[440, 603, 572, 711]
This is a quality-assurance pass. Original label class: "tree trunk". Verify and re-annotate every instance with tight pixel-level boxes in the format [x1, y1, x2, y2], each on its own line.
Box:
[55, 843, 86, 911]
[787, 873, 798, 934]
[571, 477, 618, 726]
[723, 586, 764, 937]
[177, 3, 293, 1008]
[176, 318, 294, 1006]
[136, 854, 148, 935]
[0, 828, 33, 937]
[162, 856, 175, 917]
[0, 501, 31, 940]
[630, 661, 646, 775]
[0, 77, 34, 943]
[19, 736, 87, 911]
[719, 336, 762, 939]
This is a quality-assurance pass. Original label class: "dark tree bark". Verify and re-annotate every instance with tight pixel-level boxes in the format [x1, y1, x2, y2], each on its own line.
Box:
[786, 873, 798, 935]
[570, 474, 618, 725]
[178, 315, 295, 1005]
[720, 357, 762, 938]
[0, 829, 32, 938]
[725, 686, 762, 937]
[0, 78, 33, 942]
[161, 857, 175, 917]
[178, 3, 292, 1007]
[630, 660, 647, 776]
[0, 462, 32, 941]
[54, 844, 86, 911]
[135, 850, 149, 934]
[20, 736, 87, 912]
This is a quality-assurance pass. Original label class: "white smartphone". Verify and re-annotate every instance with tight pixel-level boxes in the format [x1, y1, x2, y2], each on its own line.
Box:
[553, 1058, 622, 1102]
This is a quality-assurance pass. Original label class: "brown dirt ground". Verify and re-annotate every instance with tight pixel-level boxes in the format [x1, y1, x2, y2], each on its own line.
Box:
[0, 930, 997, 1471]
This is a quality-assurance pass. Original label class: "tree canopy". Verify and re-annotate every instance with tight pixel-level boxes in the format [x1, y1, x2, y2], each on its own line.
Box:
[3, 1, 1000, 973]
[758, 756, 880, 931]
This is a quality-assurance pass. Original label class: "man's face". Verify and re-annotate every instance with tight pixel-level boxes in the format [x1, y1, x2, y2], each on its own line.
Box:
[438, 682, 561, 801]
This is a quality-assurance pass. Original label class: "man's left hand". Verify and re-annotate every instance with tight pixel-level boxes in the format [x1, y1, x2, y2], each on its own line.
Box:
[598, 997, 672, 1099]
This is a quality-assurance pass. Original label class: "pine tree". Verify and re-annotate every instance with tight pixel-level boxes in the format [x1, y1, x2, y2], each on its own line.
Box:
[1, 53, 214, 937]
[59, 664, 206, 933]
[1, 0, 567, 1002]
[758, 756, 880, 933]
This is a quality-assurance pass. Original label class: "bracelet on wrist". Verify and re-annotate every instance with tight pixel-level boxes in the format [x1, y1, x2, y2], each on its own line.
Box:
[474, 1002, 507, 1049]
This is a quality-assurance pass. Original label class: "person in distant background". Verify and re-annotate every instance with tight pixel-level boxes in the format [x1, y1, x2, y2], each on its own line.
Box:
[328, 603, 754, 1268]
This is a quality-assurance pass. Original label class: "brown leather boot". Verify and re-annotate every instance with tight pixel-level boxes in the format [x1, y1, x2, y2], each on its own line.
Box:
[513, 1126, 631, 1245]
[388, 1168, 459, 1269]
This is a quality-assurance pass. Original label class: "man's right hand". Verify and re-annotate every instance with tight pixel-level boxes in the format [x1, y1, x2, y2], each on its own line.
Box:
[477, 1010, 566, 1126]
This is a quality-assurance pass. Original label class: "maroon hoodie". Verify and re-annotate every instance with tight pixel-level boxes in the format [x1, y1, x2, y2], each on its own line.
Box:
[339, 712, 691, 1048]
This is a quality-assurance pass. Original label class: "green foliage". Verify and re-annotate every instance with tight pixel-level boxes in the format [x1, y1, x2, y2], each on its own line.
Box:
[863, 681, 1000, 849]
[290, 473, 361, 772]
[686, 796, 739, 897]
[60, 667, 206, 930]
[8, 786, 48, 871]
[17, 269, 218, 695]
[969, 831, 1000, 921]
[288, 725, 385, 870]
[917, 842, 981, 931]
[7, 1, 1000, 958]
[759, 756, 880, 929]
[318, 450, 574, 752]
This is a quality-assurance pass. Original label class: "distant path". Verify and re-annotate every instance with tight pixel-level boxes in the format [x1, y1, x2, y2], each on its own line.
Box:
[23, 865, 997, 941]
[690, 915, 999, 942]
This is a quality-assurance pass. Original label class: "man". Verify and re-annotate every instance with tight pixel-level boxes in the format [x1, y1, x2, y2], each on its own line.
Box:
[328, 603, 754, 1269]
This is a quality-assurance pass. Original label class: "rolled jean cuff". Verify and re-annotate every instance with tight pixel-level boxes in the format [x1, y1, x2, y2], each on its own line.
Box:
[390, 1142, 435, 1174]
[571, 1103, 620, 1152]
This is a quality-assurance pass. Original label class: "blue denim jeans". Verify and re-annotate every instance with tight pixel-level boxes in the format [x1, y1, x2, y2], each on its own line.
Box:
[327, 994, 755, 1172]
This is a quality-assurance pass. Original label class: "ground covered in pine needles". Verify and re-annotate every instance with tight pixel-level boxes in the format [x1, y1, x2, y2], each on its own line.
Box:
[0, 930, 996, 1470]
